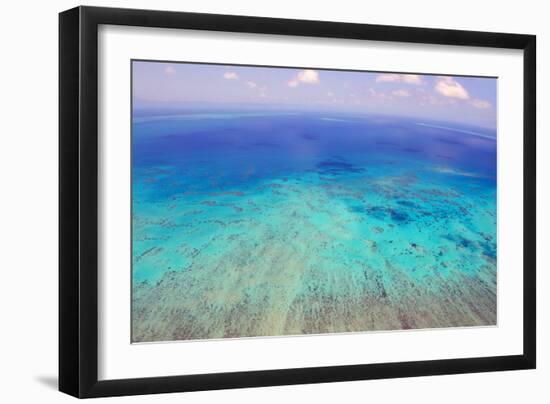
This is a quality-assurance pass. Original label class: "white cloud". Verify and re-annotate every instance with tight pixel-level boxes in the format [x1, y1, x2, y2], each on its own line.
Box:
[297, 69, 320, 84]
[245, 81, 268, 97]
[435, 77, 470, 99]
[376, 74, 400, 83]
[223, 72, 238, 80]
[376, 74, 423, 85]
[471, 99, 491, 109]
[164, 65, 176, 76]
[402, 75, 423, 85]
[392, 89, 411, 97]
[288, 69, 320, 87]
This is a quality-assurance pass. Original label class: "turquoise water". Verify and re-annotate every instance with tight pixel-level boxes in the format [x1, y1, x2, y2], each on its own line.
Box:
[131, 111, 497, 342]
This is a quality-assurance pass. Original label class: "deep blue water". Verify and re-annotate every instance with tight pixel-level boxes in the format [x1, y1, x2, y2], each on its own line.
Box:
[132, 112, 496, 203]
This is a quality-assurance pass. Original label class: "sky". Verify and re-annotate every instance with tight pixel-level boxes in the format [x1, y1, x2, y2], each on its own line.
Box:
[133, 61, 497, 129]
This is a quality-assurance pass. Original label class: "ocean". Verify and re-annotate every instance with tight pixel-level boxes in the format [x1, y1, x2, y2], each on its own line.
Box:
[131, 111, 497, 342]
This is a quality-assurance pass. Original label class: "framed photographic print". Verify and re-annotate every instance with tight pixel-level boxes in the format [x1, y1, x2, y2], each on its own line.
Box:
[59, 6, 536, 398]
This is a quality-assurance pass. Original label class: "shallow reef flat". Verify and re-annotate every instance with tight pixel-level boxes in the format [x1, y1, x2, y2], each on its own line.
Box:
[132, 173, 496, 342]
[131, 113, 497, 342]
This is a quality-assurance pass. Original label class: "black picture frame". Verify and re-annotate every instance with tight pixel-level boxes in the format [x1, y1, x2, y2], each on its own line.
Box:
[59, 5, 536, 398]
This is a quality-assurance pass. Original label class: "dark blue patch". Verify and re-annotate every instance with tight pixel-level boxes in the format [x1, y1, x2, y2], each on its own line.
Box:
[443, 234, 475, 250]
[316, 159, 365, 175]
[396, 200, 419, 208]
[480, 240, 497, 259]
[365, 206, 387, 220]
[436, 137, 463, 145]
[388, 209, 409, 222]
[301, 133, 318, 141]
[358, 206, 410, 223]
